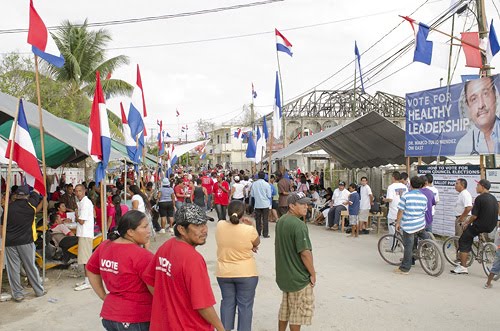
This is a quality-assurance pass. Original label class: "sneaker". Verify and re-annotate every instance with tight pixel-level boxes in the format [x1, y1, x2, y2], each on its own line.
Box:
[394, 268, 409, 275]
[169, 228, 174, 234]
[159, 229, 166, 234]
[74, 281, 86, 288]
[74, 283, 92, 291]
[450, 265, 468, 274]
[13, 295, 25, 302]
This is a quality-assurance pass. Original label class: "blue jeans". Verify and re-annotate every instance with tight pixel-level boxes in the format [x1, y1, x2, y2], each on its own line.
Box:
[217, 276, 258, 331]
[102, 319, 150, 331]
[400, 229, 430, 272]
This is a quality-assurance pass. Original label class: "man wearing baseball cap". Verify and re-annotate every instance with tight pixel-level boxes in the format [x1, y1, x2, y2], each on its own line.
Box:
[452, 179, 499, 275]
[275, 192, 316, 330]
[145, 204, 224, 330]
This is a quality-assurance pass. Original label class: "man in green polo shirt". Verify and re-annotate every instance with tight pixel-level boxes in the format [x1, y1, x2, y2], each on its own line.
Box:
[275, 192, 316, 331]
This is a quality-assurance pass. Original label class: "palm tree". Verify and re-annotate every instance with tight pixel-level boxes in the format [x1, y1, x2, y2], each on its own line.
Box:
[49, 20, 133, 138]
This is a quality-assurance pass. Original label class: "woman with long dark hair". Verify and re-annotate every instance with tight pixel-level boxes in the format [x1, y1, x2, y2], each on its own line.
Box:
[215, 200, 260, 331]
[106, 194, 129, 233]
[128, 185, 154, 247]
[86, 210, 153, 331]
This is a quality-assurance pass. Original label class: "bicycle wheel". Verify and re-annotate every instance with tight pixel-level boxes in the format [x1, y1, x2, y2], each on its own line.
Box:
[481, 242, 497, 277]
[442, 236, 474, 267]
[418, 239, 445, 277]
[378, 234, 404, 265]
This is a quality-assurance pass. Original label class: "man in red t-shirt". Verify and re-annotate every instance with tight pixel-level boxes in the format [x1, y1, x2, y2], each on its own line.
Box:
[201, 172, 214, 211]
[144, 204, 224, 331]
[212, 174, 230, 221]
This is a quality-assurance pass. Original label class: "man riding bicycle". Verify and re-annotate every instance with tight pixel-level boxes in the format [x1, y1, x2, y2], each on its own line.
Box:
[451, 179, 498, 275]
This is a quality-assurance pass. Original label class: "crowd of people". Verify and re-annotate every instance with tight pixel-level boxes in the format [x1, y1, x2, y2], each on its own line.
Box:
[2, 164, 500, 330]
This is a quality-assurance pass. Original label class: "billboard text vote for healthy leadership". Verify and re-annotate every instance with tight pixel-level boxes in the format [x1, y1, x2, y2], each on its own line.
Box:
[405, 74, 500, 157]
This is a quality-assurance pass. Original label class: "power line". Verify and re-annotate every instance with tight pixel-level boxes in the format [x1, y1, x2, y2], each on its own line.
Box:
[0, 0, 283, 35]
[105, 7, 406, 51]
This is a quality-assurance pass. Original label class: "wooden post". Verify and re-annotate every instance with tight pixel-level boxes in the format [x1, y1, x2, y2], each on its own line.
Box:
[0, 100, 20, 296]
[480, 155, 485, 179]
[406, 157, 411, 175]
[418, 157, 422, 166]
[34, 55, 48, 284]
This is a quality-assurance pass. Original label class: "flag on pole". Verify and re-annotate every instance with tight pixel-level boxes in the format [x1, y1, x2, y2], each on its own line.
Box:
[128, 65, 147, 144]
[411, 22, 448, 67]
[354, 41, 365, 93]
[275, 29, 293, 57]
[252, 83, 257, 99]
[273, 71, 282, 139]
[262, 116, 269, 140]
[461, 32, 482, 68]
[157, 120, 164, 155]
[245, 132, 256, 160]
[487, 19, 499, 62]
[88, 72, 111, 185]
[234, 128, 243, 139]
[120, 102, 139, 164]
[255, 127, 266, 164]
[176, 109, 180, 117]
[27, 0, 65, 68]
[5, 99, 46, 195]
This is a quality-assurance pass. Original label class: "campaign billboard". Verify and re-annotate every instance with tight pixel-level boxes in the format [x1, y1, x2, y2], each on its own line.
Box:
[405, 74, 500, 157]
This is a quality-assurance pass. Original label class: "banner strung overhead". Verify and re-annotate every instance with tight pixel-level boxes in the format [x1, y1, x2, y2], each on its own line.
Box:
[405, 74, 500, 157]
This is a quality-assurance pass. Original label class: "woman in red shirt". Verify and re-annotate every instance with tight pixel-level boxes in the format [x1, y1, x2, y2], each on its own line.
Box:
[86, 210, 153, 331]
[213, 174, 230, 221]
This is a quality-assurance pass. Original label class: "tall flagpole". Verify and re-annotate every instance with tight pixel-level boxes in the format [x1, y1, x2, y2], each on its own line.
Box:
[275, 34, 286, 149]
[353, 51, 357, 118]
[33, 55, 48, 284]
[0, 100, 21, 298]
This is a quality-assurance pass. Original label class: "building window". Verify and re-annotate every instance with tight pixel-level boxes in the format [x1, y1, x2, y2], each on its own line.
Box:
[225, 132, 229, 143]
[217, 135, 220, 144]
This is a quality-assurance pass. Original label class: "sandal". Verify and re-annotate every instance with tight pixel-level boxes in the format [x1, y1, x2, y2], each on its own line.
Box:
[483, 283, 493, 289]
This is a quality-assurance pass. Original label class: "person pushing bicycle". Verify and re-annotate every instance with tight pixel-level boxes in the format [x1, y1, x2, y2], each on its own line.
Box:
[451, 179, 498, 275]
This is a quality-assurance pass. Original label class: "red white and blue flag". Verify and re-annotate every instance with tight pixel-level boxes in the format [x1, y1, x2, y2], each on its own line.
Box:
[234, 128, 243, 139]
[27, 0, 64, 68]
[176, 109, 180, 117]
[275, 29, 293, 57]
[88, 71, 111, 185]
[273, 71, 282, 139]
[5, 99, 46, 195]
[128, 64, 147, 143]
[120, 102, 139, 164]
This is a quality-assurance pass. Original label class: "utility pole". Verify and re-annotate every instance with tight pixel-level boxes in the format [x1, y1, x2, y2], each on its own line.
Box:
[476, 0, 495, 169]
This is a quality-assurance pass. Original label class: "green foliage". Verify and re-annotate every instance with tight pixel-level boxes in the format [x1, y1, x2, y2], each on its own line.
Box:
[0, 21, 133, 140]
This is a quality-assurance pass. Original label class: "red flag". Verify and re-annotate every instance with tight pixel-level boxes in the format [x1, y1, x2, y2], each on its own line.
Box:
[461, 32, 482, 68]
[137, 65, 147, 117]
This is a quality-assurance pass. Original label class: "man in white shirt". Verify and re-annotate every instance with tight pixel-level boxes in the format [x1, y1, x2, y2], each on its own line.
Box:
[454, 178, 473, 237]
[359, 177, 374, 230]
[425, 174, 440, 216]
[383, 172, 408, 236]
[327, 181, 350, 230]
[74, 184, 95, 291]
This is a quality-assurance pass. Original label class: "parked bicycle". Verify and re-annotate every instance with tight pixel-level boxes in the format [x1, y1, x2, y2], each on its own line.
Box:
[378, 223, 445, 277]
[442, 233, 498, 278]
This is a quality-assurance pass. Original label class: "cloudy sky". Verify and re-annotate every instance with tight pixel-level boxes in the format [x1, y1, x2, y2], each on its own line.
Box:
[2, 0, 499, 140]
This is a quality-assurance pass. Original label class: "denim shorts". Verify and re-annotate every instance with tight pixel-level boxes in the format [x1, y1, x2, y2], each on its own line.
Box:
[490, 249, 500, 275]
